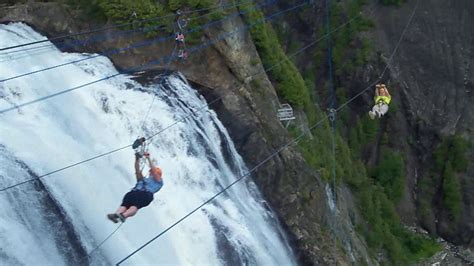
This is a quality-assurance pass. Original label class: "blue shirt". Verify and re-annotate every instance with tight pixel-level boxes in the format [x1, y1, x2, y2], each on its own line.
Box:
[133, 177, 163, 194]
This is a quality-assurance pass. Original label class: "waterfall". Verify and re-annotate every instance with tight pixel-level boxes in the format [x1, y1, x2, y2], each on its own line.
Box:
[0, 23, 295, 265]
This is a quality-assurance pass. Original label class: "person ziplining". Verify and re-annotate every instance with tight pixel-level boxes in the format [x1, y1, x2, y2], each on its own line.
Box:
[106, 10, 187, 224]
[107, 138, 163, 223]
[368, 84, 391, 119]
[175, 10, 189, 61]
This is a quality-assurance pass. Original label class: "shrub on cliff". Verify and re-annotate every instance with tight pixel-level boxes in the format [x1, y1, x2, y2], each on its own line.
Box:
[374, 150, 405, 204]
[432, 135, 469, 221]
[240, 5, 311, 109]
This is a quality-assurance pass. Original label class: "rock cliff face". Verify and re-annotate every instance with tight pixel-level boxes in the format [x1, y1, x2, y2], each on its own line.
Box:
[267, 0, 474, 249]
[365, 0, 473, 246]
[261, 0, 473, 259]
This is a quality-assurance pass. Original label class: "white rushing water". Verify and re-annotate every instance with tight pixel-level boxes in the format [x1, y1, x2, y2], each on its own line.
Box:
[0, 23, 295, 265]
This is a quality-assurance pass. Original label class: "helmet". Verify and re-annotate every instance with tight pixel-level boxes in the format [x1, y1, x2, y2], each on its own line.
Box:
[150, 167, 162, 178]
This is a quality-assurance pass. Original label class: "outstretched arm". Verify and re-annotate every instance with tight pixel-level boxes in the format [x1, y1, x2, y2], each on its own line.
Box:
[375, 85, 381, 96]
[145, 154, 162, 182]
[146, 156, 155, 169]
[134, 156, 144, 181]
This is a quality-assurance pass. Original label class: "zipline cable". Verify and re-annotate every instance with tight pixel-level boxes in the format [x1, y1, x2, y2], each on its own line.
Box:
[87, 223, 124, 257]
[0, 0, 312, 192]
[0, 0, 289, 115]
[0, 26, 157, 58]
[0, 0, 256, 52]
[115, 111, 329, 266]
[115, 1, 419, 263]
[0, 0, 277, 83]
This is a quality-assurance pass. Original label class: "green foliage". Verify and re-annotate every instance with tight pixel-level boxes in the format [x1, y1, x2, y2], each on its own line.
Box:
[418, 174, 436, 220]
[381, 0, 404, 6]
[348, 116, 378, 155]
[66, 0, 107, 21]
[434, 135, 469, 172]
[240, 5, 310, 109]
[429, 135, 469, 220]
[442, 162, 462, 220]
[167, 0, 182, 11]
[399, 230, 442, 261]
[373, 150, 405, 203]
[71, 0, 221, 38]
[97, 0, 167, 36]
[343, 112, 440, 262]
[356, 184, 441, 263]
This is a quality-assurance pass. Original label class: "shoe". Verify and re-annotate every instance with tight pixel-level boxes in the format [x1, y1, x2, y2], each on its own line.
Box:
[107, 213, 119, 223]
[368, 111, 375, 120]
[117, 213, 126, 223]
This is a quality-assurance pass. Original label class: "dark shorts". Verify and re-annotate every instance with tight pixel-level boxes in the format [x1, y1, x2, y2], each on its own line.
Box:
[121, 190, 154, 209]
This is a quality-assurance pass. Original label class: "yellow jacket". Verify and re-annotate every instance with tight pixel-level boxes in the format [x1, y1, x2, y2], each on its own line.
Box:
[375, 95, 391, 105]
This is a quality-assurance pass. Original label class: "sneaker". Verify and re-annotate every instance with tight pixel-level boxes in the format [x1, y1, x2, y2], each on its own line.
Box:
[107, 213, 119, 223]
[368, 111, 376, 120]
[117, 213, 126, 223]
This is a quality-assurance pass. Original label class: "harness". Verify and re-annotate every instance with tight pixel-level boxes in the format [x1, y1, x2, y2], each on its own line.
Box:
[132, 137, 151, 193]
[133, 177, 162, 194]
[133, 179, 150, 193]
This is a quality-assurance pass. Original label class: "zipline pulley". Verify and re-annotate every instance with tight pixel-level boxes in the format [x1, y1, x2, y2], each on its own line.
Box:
[327, 108, 336, 122]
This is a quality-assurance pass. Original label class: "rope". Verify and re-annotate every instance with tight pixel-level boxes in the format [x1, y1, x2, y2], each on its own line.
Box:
[137, 17, 182, 169]
[139, 9, 185, 131]
[0, 0, 277, 83]
[0, 0, 374, 193]
[139, 45, 178, 131]
[115, 1, 420, 263]
[0, 0, 256, 52]
[0, 0, 292, 115]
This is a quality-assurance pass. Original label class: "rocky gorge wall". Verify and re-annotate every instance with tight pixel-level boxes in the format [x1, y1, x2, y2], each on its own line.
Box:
[363, 0, 473, 247]
[260, 0, 473, 262]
